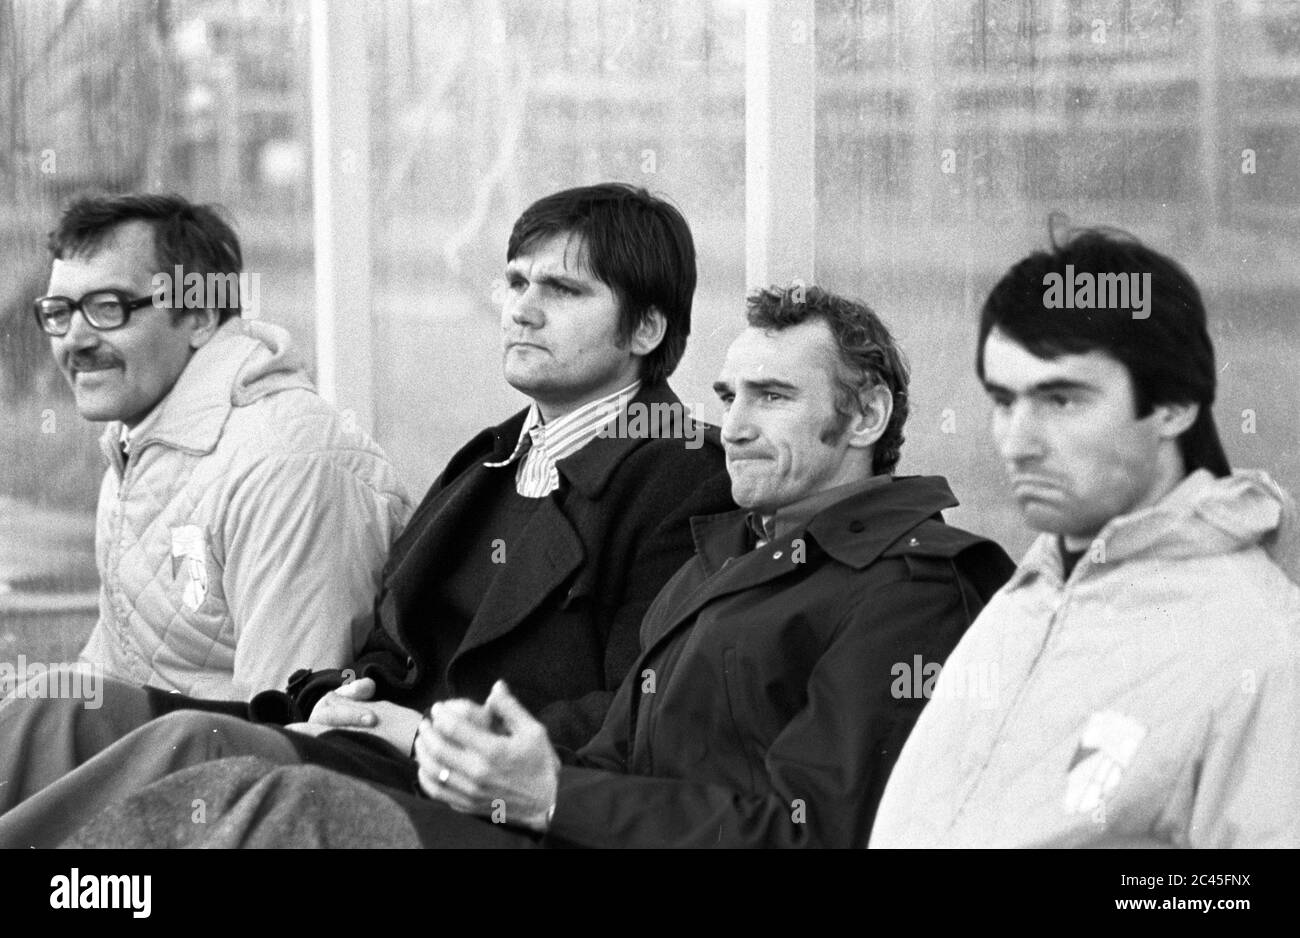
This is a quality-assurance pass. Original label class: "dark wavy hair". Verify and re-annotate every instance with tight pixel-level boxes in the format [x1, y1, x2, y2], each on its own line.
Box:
[976, 224, 1230, 478]
[508, 183, 695, 386]
[746, 284, 910, 475]
[48, 192, 244, 322]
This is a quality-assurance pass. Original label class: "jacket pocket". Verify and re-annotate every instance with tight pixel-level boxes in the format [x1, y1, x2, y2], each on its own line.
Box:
[720, 645, 760, 792]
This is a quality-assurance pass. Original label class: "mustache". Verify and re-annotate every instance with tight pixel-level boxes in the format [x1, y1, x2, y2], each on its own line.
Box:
[68, 351, 121, 371]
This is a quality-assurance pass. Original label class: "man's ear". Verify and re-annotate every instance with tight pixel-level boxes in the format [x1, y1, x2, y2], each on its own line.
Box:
[1153, 400, 1199, 440]
[186, 307, 222, 350]
[628, 306, 668, 358]
[844, 385, 893, 451]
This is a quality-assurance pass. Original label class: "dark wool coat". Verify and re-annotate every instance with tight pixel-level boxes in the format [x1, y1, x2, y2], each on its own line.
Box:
[149, 381, 734, 759]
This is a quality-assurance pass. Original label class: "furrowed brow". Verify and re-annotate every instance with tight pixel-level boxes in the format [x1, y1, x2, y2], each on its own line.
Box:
[983, 378, 1098, 397]
[744, 378, 800, 395]
[1027, 379, 1098, 396]
[535, 272, 587, 291]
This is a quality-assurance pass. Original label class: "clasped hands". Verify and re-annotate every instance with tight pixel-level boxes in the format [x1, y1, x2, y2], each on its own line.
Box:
[285, 675, 421, 752]
[414, 679, 560, 832]
[286, 675, 559, 832]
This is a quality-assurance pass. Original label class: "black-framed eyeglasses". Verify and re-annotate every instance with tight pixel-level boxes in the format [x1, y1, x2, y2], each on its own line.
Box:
[32, 290, 156, 337]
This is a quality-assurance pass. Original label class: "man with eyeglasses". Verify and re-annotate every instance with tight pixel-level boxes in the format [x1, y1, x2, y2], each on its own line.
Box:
[25, 192, 411, 701]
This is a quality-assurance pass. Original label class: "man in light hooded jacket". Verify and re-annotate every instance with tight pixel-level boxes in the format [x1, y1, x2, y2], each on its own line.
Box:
[870, 227, 1300, 849]
[23, 193, 410, 700]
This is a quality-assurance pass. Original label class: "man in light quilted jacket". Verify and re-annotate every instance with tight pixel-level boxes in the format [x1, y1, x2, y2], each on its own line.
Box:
[870, 227, 1300, 848]
[24, 193, 410, 701]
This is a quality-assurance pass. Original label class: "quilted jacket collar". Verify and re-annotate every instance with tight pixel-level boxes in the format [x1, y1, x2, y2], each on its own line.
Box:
[1007, 467, 1300, 590]
[99, 319, 312, 466]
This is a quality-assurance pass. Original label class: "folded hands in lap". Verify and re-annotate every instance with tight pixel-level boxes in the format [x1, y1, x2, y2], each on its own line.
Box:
[413, 680, 560, 832]
[284, 676, 421, 753]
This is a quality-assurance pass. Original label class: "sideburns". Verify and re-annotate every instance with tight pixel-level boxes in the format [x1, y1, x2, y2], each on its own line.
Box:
[818, 409, 853, 445]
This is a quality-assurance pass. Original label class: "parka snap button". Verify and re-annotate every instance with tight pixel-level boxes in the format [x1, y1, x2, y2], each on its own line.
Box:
[848, 520, 865, 533]
[772, 551, 783, 559]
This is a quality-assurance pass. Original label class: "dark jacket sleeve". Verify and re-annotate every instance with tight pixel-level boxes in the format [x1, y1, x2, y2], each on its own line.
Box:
[549, 657, 639, 768]
[534, 449, 734, 751]
[253, 435, 732, 736]
[249, 575, 435, 723]
[544, 567, 986, 849]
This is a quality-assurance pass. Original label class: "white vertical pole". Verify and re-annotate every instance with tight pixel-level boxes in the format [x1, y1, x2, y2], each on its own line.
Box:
[906, 1, 940, 224]
[310, 0, 373, 432]
[1196, 1, 1222, 232]
[745, 0, 816, 290]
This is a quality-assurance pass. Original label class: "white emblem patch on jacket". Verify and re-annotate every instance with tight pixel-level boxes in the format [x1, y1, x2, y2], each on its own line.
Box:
[170, 524, 210, 611]
[1063, 710, 1147, 814]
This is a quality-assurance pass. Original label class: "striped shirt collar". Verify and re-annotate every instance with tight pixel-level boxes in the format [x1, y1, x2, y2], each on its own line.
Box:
[486, 380, 642, 496]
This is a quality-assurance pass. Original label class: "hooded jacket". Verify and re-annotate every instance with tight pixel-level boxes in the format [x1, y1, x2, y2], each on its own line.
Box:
[79, 319, 410, 701]
[542, 475, 1015, 849]
[870, 469, 1300, 848]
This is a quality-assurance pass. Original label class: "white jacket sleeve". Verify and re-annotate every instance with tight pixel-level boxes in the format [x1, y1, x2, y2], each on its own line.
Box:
[1189, 636, 1300, 848]
[220, 452, 408, 698]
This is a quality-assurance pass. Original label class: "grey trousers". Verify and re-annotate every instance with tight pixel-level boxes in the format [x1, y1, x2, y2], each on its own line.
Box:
[0, 675, 299, 848]
[66, 756, 424, 848]
[65, 756, 539, 848]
